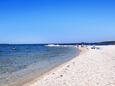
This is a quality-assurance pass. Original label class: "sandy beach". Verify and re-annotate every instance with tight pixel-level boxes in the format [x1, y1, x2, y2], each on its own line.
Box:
[24, 45, 115, 86]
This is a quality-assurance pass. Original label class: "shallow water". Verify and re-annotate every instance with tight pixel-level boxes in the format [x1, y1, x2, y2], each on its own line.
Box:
[0, 44, 79, 85]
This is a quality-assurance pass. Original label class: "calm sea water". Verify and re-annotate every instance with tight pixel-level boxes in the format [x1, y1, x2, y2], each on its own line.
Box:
[0, 44, 79, 85]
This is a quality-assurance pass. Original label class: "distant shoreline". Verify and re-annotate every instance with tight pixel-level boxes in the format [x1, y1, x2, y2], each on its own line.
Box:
[0, 41, 115, 45]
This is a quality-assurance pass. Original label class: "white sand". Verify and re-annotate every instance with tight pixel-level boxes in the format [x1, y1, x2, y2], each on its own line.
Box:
[25, 45, 115, 86]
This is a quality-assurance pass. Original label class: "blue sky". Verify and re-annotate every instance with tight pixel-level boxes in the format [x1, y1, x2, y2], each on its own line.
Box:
[0, 0, 115, 43]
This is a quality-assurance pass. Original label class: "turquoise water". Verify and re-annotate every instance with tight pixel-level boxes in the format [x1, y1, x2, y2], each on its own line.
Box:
[0, 44, 79, 85]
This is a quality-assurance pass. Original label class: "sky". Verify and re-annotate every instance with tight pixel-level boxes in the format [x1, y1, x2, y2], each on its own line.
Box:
[0, 0, 115, 44]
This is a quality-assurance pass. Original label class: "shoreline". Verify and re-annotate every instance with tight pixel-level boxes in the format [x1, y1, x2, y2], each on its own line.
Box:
[23, 46, 85, 86]
[26, 45, 115, 86]
[1, 46, 79, 86]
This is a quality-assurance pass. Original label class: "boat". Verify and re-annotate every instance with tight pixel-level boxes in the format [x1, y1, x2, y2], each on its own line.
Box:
[12, 47, 16, 50]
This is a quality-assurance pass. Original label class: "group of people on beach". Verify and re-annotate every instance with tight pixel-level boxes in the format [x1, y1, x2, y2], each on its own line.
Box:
[76, 44, 100, 50]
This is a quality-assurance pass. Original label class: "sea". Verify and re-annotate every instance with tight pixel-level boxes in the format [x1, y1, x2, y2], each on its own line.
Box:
[0, 44, 79, 86]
